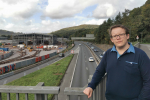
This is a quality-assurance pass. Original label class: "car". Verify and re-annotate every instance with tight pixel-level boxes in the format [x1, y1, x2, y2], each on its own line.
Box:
[94, 49, 98, 52]
[59, 53, 65, 57]
[89, 57, 95, 62]
[99, 54, 103, 58]
[79, 44, 81, 45]
[91, 47, 94, 49]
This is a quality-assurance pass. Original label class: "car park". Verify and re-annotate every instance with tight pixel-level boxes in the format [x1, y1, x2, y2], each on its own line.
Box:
[59, 53, 65, 57]
[89, 57, 95, 62]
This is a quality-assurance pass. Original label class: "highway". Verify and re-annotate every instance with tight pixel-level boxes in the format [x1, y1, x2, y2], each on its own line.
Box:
[70, 41, 104, 100]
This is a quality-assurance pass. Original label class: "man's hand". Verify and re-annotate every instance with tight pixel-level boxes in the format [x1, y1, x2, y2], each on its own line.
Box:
[83, 87, 93, 98]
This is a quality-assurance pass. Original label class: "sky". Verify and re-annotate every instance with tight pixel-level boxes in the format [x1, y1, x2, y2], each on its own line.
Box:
[0, 0, 147, 33]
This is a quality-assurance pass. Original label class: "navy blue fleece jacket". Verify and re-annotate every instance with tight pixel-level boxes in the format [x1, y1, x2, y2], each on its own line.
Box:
[88, 44, 150, 100]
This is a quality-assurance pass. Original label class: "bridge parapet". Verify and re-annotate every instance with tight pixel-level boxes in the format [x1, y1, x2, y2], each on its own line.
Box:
[0, 82, 60, 100]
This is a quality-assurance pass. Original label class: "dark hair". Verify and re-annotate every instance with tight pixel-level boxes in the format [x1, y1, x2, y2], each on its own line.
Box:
[109, 24, 129, 37]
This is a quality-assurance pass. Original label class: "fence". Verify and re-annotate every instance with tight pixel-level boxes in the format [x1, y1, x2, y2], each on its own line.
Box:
[0, 82, 60, 100]
[0, 51, 13, 61]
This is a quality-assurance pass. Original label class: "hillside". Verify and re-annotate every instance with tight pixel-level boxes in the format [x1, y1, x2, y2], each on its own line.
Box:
[0, 29, 22, 35]
[49, 24, 99, 38]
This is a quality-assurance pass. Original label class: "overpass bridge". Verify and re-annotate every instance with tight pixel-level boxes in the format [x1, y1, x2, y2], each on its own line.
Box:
[71, 34, 95, 40]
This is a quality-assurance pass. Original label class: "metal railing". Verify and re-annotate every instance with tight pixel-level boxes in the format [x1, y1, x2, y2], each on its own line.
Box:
[64, 75, 107, 100]
[0, 82, 60, 100]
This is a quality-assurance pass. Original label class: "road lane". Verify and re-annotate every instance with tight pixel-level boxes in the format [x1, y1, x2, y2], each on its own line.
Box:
[71, 42, 97, 100]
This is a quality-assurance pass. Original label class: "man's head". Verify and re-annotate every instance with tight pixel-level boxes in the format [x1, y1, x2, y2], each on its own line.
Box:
[109, 25, 130, 48]
[109, 25, 129, 37]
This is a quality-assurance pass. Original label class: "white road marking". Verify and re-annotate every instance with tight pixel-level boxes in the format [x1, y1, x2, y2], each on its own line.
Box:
[47, 63, 49, 66]
[24, 73, 26, 76]
[37, 67, 40, 70]
[86, 67, 88, 70]
[3, 80, 7, 85]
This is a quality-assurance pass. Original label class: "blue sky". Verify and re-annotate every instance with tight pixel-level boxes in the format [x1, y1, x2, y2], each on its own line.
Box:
[0, 0, 147, 33]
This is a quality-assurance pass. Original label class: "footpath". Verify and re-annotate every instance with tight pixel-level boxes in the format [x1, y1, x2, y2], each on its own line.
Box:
[140, 44, 150, 58]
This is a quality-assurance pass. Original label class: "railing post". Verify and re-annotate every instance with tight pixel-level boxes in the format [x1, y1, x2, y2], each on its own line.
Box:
[67, 95, 70, 100]
[44, 94, 48, 100]
[16, 93, 19, 100]
[93, 90, 95, 100]
[0, 93, 2, 100]
[78, 95, 80, 100]
[25, 93, 28, 100]
[35, 82, 45, 100]
[7, 93, 10, 100]
[55, 94, 58, 100]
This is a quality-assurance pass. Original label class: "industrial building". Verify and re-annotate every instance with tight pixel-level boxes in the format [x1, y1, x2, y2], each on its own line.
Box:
[12, 33, 57, 46]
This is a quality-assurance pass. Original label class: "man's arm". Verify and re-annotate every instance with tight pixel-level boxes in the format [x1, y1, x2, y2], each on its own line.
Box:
[138, 52, 150, 99]
[87, 51, 107, 90]
[83, 54, 106, 98]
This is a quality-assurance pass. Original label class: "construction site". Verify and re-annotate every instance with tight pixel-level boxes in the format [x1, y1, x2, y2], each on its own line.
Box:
[0, 33, 67, 75]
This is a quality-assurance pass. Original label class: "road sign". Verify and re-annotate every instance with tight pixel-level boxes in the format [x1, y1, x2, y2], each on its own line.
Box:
[71, 50, 74, 54]
[136, 36, 139, 39]
[136, 36, 139, 42]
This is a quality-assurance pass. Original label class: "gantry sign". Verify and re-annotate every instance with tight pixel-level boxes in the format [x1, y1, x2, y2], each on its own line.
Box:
[71, 34, 95, 40]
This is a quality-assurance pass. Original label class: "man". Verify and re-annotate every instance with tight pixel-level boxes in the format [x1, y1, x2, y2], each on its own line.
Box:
[83, 25, 150, 100]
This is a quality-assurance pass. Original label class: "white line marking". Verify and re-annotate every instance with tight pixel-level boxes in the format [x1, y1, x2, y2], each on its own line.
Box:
[86, 67, 88, 70]
[70, 48, 79, 87]
[37, 67, 40, 70]
[3, 80, 7, 85]
[24, 73, 26, 76]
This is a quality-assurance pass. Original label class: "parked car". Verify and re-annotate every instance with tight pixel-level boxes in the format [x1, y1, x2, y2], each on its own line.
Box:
[94, 49, 98, 52]
[59, 53, 65, 57]
[99, 54, 103, 58]
[79, 44, 81, 45]
[89, 57, 95, 62]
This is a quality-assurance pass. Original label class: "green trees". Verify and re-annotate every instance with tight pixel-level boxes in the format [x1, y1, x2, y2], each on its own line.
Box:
[51, 0, 150, 44]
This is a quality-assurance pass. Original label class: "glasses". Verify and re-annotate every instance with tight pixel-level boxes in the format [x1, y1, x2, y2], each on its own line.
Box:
[111, 33, 126, 39]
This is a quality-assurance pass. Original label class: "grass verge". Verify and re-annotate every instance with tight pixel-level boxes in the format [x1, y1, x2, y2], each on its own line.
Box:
[2, 54, 74, 100]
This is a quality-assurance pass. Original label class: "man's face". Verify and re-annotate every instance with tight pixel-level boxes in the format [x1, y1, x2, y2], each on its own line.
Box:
[110, 27, 129, 48]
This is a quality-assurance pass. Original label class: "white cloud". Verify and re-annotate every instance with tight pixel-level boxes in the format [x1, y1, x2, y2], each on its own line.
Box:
[0, 0, 147, 33]
[92, 3, 117, 19]
[0, 0, 40, 19]
[5, 23, 14, 29]
[85, 19, 107, 25]
[0, 18, 6, 24]
[44, 0, 98, 19]
[25, 20, 33, 25]
[41, 20, 51, 26]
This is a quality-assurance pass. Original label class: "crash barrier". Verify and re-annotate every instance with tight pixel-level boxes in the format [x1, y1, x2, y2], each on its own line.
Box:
[0, 82, 60, 100]
[0, 52, 57, 76]
[0, 50, 13, 61]
[134, 42, 140, 48]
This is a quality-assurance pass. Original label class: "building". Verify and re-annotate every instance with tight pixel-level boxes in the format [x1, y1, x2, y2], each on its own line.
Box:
[12, 33, 57, 46]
